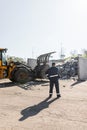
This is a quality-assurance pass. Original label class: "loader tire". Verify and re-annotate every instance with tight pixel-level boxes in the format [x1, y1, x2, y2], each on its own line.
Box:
[14, 68, 30, 83]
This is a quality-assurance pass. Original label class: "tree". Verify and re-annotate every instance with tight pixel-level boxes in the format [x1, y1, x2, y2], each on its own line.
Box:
[82, 49, 87, 58]
[70, 50, 77, 57]
[7, 55, 27, 64]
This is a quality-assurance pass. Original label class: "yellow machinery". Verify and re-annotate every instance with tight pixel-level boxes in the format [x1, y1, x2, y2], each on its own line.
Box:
[0, 48, 11, 78]
[0, 48, 55, 83]
[0, 48, 33, 83]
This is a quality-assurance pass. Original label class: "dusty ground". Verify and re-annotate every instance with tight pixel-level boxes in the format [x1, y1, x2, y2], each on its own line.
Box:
[0, 78, 87, 130]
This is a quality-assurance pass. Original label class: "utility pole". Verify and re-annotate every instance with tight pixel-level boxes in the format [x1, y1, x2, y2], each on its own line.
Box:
[60, 43, 65, 59]
[60, 43, 62, 59]
[32, 47, 34, 58]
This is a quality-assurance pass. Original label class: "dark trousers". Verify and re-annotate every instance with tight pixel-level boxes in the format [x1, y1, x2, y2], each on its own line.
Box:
[49, 80, 60, 95]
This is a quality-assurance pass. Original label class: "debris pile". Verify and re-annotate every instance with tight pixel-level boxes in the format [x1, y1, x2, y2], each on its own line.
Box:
[57, 60, 78, 79]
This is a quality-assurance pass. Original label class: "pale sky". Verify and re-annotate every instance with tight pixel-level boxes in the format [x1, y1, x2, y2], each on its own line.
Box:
[0, 0, 87, 59]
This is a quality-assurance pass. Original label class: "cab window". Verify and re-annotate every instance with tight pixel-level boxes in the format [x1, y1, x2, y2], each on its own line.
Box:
[0, 52, 2, 60]
[2, 51, 7, 66]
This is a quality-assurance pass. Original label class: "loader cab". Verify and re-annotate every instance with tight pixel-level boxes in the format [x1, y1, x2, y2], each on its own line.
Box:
[34, 51, 56, 78]
[37, 51, 56, 66]
[0, 48, 8, 79]
[0, 48, 7, 66]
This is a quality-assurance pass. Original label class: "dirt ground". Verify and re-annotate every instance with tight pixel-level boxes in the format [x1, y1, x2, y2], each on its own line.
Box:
[0, 78, 87, 130]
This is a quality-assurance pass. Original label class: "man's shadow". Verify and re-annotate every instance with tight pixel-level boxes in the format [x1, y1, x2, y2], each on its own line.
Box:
[19, 97, 59, 121]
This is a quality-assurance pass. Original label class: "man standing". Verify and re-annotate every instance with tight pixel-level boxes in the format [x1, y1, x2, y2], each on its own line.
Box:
[46, 62, 61, 98]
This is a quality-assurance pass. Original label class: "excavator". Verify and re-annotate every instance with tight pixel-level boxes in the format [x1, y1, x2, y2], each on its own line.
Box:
[0, 48, 55, 83]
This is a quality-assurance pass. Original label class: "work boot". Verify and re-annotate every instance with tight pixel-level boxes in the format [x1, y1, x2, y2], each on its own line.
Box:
[57, 94, 61, 98]
[49, 94, 52, 98]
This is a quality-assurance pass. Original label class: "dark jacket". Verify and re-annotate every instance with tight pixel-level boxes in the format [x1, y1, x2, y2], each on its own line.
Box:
[46, 66, 59, 81]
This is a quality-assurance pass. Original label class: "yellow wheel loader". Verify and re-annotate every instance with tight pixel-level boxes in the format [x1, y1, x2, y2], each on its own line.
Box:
[0, 48, 33, 83]
[0, 48, 55, 83]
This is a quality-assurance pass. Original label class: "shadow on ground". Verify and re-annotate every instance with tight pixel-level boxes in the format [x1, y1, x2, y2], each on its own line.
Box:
[0, 82, 17, 88]
[19, 97, 59, 121]
[71, 80, 86, 87]
[0, 80, 49, 89]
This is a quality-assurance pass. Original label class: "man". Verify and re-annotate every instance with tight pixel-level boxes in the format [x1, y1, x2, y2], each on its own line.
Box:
[46, 62, 61, 98]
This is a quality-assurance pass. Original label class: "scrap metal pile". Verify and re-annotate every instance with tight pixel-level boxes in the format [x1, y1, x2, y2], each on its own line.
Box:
[56, 59, 78, 79]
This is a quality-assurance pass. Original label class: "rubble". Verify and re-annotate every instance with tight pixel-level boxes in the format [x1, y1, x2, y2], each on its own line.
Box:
[56, 59, 78, 79]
